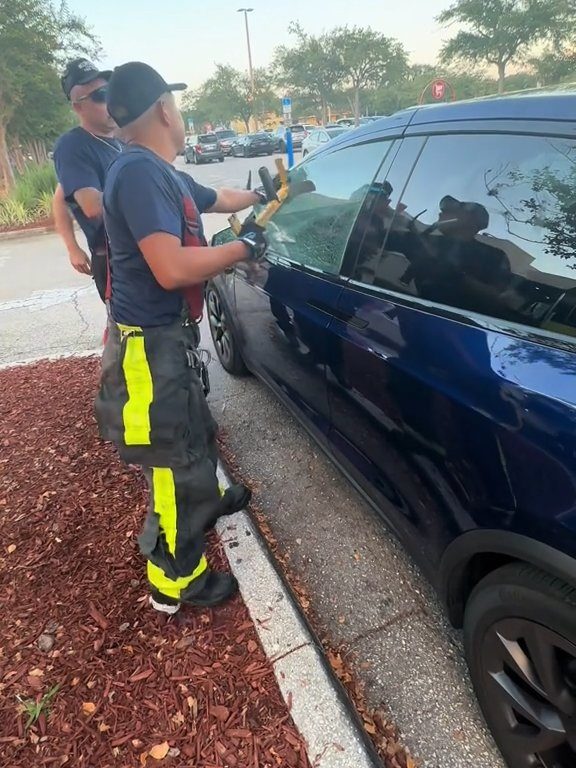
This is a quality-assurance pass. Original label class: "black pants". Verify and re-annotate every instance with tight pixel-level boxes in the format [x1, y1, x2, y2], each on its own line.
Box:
[95, 319, 220, 600]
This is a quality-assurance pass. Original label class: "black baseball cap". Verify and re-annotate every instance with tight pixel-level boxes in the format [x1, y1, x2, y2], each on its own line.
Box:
[106, 62, 187, 128]
[61, 58, 112, 100]
[440, 195, 490, 231]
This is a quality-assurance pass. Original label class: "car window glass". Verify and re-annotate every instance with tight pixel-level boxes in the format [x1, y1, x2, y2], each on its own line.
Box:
[263, 140, 392, 274]
[350, 133, 576, 339]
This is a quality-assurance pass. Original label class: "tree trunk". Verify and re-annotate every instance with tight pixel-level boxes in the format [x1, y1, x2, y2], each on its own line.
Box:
[321, 97, 328, 126]
[497, 61, 506, 94]
[354, 87, 360, 126]
[0, 120, 15, 193]
[243, 116, 250, 132]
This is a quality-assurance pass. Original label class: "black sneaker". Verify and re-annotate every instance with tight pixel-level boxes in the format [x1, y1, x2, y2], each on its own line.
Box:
[221, 484, 251, 515]
[149, 571, 238, 614]
[205, 484, 252, 532]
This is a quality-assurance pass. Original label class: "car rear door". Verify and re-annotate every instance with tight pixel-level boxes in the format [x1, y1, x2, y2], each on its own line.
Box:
[232, 137, 396, 435]
[326, 121, 576, 572]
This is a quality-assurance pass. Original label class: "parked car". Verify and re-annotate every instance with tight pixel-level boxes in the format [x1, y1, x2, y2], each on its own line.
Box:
[231, 132, 275, 158]
[184, 133, 224, 164]
[302, 126, 349, 157]
[273, 124, 309, 152]
[215, 128, 238, 156]
[207, 88, 576, 768]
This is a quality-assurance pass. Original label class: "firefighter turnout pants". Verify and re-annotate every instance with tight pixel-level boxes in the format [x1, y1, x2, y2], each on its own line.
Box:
[95, 319, 220, 600]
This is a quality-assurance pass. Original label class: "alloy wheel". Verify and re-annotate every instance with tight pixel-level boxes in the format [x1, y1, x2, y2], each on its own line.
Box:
[207, 290, 233, 367]
[481, 617, 576, 767]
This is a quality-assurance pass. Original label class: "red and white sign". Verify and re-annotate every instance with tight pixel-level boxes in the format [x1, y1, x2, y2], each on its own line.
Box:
[431, 79, 447, 101]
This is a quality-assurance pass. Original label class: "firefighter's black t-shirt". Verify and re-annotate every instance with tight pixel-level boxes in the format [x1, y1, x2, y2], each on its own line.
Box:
[103, 147, 217, 327]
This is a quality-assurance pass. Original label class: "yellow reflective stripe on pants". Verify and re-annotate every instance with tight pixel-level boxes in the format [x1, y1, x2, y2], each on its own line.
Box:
[120, 327, 153, 445]
[152, 467, 177, 554]
[147, 556, 208, 600]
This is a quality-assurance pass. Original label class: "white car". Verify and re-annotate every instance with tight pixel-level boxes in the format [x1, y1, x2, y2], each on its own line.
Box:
[301, 126, 349, 157]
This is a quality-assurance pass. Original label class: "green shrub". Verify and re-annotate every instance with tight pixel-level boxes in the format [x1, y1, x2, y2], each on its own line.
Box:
[0, 199, 35, 227]
[0, 162, 57, 228]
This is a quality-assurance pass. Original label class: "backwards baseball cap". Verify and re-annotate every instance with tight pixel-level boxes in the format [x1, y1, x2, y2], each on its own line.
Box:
[440, 195, 490, 231]
[61, 58, 112, 100]
[106, 62, 187, 128]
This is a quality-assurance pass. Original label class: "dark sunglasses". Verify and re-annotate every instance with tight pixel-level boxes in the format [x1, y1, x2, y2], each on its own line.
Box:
[74, 86, 108, 104]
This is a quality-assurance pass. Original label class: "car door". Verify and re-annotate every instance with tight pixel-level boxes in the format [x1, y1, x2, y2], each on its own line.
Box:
[232, 138, 394, 435]
[326, 123, 576, 572]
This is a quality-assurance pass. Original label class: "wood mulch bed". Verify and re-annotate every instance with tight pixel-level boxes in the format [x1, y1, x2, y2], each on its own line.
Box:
[0, 357, 310, 768]
[0, 217, 53, 235]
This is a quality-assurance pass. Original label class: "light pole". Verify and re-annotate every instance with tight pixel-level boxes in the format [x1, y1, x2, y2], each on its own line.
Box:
[237, 8, 255, 96]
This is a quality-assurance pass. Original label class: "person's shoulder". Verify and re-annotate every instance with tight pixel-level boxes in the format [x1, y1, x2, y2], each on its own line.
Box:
[54, 127, 88, 153]
[108, 151, 173, 193]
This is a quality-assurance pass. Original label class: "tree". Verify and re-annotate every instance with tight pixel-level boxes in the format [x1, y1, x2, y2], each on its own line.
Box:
[0, 0, 98, 191]
[273, 23, 344, 124]
[530, 48, 576, 85]
[438, 0, 573, 94]
[182, 64, 277, 133]
[330, 26, 409, 123]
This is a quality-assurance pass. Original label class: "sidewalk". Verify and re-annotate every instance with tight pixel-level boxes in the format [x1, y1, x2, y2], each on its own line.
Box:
[0, 357, 373, 768]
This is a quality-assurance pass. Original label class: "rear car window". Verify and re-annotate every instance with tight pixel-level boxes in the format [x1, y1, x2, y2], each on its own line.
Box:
[290, 125, 305, 132]
[216, 130, 235, 139]
[198, 134, 217, 143]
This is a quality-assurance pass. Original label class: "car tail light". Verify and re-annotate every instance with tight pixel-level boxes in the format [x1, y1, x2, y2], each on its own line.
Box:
[195, 144, 202, 152]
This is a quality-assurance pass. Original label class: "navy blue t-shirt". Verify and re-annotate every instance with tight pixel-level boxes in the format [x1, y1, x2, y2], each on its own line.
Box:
[103, 147, 217, 327]
[54, 127, 122, 252]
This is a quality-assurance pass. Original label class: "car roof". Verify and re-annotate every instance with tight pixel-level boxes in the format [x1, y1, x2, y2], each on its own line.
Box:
[322, 86, 576, 154]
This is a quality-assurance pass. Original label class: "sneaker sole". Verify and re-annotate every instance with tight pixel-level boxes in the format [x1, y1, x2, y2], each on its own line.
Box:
[149, 596, 181, 615]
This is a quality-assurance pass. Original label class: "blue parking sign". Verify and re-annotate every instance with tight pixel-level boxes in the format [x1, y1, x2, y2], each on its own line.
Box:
[282, 97, 291, 109]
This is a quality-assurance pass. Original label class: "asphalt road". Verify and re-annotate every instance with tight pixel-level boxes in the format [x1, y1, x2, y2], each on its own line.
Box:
[0, 152, 505, 768]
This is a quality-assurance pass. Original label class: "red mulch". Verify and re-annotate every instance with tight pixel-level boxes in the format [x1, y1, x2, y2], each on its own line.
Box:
[0, 357, 310, 768]
[0, 217, 53, 234]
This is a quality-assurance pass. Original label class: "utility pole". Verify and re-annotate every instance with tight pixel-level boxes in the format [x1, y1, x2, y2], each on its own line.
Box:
[237, 8, 255, 129]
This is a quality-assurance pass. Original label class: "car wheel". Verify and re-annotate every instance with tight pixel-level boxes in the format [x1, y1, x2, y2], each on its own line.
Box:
[243, 147, 249, 158]
[219, 156, 224, 163]
[206, 285, 248, 376]
[464, 562, 576, 768]
[280, 140, 286, 153]
[267, 151, 273, 156]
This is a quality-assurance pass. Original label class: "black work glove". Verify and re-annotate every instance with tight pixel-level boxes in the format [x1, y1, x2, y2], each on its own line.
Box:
[254, 186, 273, 205]
[238, 220, 267, 260]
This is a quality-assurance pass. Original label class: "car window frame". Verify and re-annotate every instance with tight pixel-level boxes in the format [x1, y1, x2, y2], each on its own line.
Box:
[343, 119, 576, 354]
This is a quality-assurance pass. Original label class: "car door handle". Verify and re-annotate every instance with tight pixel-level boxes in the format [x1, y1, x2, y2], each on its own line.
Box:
[306, 299, 368, 329]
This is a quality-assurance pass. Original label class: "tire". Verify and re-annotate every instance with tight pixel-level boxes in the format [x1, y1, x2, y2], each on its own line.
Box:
[243, 147, 249, 158]
[280, 140, 286, 153]
[267, 151, 273, 156]
[206, 284, 248, 376]
[219, 156, 224, 163]
[464, 562, 576, 768]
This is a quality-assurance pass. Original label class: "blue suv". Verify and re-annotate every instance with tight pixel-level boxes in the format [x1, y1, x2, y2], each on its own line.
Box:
[208, 88, 576, 768]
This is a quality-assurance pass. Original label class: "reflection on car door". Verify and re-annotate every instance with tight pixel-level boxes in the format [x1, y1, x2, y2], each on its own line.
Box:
[326, 127, 576, 574]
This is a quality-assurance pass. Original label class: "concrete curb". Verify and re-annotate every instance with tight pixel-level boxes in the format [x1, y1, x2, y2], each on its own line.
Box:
[0, 226, 55, 242]
[216, 465, 380, 768]
[0, 347, 103, 371]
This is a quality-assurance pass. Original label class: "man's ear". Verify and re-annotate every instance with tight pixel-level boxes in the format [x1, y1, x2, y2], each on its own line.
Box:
[158, 98, 171, 126]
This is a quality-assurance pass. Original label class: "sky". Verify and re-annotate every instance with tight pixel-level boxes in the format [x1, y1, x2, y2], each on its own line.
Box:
[68, 0, 452, 91]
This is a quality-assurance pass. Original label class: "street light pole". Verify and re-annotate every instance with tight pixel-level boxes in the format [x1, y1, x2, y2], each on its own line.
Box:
[237, 8, 255, 97]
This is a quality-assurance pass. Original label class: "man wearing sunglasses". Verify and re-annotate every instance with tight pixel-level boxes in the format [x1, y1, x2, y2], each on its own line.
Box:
[52, 59, 122, 300]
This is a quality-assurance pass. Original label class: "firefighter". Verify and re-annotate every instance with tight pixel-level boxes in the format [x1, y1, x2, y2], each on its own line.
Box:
[52, 59, 118, 297]
[95, 62, 268, 614]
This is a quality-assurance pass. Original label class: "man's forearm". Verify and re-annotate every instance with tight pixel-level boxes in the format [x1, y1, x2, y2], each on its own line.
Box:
[53, 186, 80, 253]
[209, 188, 260, 214]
